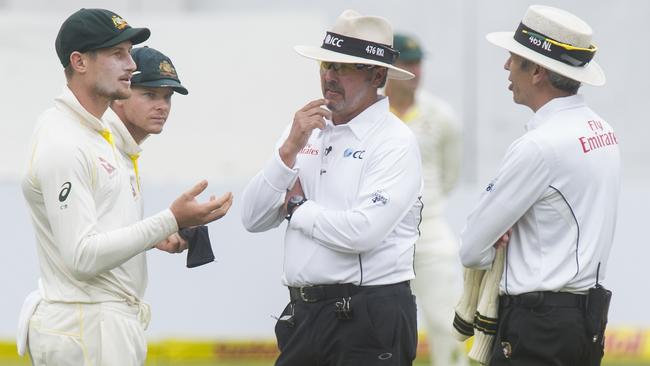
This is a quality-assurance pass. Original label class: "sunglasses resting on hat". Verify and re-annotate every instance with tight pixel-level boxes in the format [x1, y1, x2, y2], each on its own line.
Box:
[319, 61, 376, 73]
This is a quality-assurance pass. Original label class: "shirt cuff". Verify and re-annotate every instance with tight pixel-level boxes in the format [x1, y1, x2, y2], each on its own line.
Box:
[262, 149, 299, 192]
[289, 200, 321, 238]
[147, 208, 180, 249]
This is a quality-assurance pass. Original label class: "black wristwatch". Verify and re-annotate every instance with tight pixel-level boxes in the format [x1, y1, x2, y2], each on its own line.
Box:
[286, 195, 308, 221]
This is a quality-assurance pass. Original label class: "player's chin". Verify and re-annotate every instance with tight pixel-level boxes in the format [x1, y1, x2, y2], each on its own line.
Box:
[111, 88, 132, 100]
[147, 125, 164, 135]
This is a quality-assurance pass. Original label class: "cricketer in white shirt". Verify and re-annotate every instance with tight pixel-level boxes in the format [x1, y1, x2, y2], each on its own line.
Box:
[19, 86, 179, 364]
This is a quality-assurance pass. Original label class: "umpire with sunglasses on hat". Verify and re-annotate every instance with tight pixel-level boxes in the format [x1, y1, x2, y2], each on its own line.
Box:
[241, 9, 423, 366]
[459, 5, 620, 365]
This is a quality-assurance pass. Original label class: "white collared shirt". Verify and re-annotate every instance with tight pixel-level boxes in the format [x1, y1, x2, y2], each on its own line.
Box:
[460, 95, 621, 294]
[21, 86, 178, 304]
[241, 97, 423, 286]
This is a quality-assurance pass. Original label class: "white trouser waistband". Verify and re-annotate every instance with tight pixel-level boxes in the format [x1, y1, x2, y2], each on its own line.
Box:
[17, 293, 151, 357]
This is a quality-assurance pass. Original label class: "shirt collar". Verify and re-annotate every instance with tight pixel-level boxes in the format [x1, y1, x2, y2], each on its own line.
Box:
[54, 85, 108, 133]
[324, 96, 389, 140]
[104, 108, 143, 156]
[525, 94, 586, 131]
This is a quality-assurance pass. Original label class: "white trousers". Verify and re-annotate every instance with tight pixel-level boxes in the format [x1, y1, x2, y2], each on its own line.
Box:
[412, 218, 469, 366]
[28, 301, 148, 366]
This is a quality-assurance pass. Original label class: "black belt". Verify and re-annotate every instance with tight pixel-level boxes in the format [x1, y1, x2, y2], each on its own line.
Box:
[288, 281, 409, 303]
[500, 291, 586, 309]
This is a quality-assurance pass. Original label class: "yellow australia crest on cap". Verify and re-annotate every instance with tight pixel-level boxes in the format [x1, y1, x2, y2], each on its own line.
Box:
[112, 15, 129, 30]
[406, 39, 418, 50]
[159, 60, 177, 78]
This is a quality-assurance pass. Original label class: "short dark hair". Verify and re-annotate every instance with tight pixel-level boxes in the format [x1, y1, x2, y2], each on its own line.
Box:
[520, 58, 580, 94]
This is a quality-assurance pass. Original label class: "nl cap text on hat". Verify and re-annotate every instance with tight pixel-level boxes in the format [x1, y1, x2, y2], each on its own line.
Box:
[486, 5, 604, 86]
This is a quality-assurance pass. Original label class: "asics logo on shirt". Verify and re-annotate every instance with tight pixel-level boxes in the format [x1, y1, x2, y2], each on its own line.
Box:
[58, 182, 71, 202]
[343, 148, 365, 159]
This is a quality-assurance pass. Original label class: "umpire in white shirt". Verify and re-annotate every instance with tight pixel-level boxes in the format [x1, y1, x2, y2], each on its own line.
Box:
[459, 5, 620, 366]
[241, 9, 423, 366]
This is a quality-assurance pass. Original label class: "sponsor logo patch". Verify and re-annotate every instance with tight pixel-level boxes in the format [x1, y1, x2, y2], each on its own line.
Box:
[343, 148, 365, 159]
[299, 144, 319, 155]
[485, 178, 497, 192]
[58, 182, 72, 202]
[98, 157, 116, 174]
[324, 34, 344, 47]
[371, 190, 389, 205]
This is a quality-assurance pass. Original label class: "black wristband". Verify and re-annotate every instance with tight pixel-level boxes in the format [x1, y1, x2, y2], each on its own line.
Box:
[286, 195, 308, 221]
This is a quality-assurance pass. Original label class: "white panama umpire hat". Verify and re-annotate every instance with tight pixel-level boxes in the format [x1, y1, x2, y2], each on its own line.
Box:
[294, 9, 414, 80]
[486, 5, 605, 86]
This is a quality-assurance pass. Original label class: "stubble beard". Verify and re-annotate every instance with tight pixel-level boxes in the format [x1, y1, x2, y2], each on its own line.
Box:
[95, 82, 132, 102]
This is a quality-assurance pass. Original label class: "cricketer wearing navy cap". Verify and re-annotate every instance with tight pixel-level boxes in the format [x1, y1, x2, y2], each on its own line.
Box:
[18, 9, 231, 365]
[130, 46, 189, 95]
[55, 8, 150, 67]
[108, 46, 220, 268]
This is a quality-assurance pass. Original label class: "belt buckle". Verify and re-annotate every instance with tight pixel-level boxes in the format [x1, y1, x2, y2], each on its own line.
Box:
[300, 287, 317, 303]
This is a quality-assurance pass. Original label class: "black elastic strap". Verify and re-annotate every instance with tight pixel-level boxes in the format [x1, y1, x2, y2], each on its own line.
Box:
[321, 31, 399, 64]
[513, 22, 596, 67]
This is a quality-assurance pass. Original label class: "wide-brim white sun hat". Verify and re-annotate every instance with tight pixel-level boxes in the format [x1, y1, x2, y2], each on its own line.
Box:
[486, 5, 605, 86]
[295, 9, 414, 80]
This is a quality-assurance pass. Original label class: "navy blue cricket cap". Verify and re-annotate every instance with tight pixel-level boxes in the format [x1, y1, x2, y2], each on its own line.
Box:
[55, 8, 150, 67]
[130, 46, 188, 95]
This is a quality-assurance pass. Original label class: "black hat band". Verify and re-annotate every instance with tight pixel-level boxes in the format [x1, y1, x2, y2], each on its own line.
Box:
[320, 31, 399, 64]
[513, 22, 596, 67]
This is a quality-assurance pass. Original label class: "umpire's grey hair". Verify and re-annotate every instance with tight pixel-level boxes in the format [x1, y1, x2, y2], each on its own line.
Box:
[520, 58, 581, 95]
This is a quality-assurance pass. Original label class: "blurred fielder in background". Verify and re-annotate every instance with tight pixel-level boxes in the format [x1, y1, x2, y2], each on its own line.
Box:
[385, 33, 467, 366]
